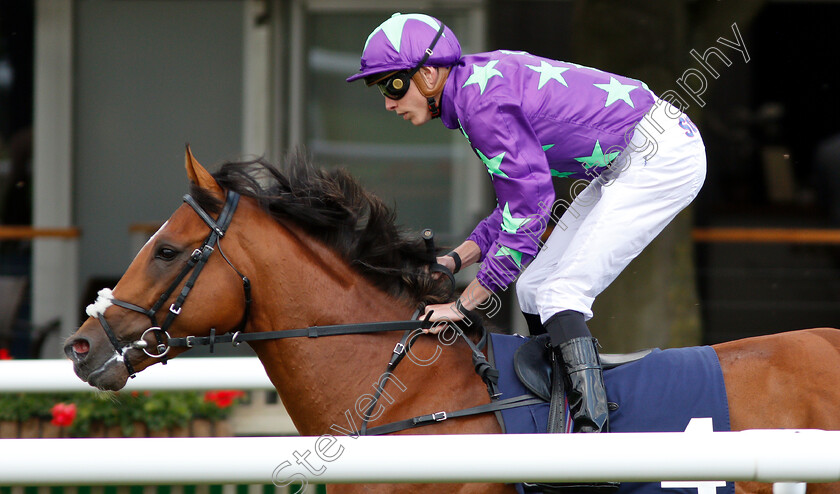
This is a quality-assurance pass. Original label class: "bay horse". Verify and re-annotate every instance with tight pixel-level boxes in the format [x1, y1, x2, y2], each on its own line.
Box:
[64, 148, 840, 494]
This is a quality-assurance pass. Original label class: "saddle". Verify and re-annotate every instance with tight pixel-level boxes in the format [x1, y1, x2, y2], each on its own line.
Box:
[514, 334, 652, 402]
[515, 334, 652, 494]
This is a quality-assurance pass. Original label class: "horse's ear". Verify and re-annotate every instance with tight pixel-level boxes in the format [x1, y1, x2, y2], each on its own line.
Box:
[185, 145, 222, 196]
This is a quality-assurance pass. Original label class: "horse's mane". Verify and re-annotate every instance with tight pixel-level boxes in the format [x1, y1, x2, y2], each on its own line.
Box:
[190, 155, 454, 307]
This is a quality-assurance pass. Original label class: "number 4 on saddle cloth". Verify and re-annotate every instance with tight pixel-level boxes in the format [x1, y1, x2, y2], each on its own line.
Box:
[488, 333, 733, 494]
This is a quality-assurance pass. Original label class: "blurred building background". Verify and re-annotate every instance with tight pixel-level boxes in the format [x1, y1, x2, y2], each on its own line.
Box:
[1, 0, 838, 359]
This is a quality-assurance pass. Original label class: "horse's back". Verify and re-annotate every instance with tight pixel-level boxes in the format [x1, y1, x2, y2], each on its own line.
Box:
[714, 328, 840, 431]
[716, 330, 840, 494]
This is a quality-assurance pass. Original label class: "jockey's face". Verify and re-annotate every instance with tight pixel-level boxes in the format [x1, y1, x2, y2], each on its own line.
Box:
[384, 80, 433, 126]
[383, 67, 439, 126]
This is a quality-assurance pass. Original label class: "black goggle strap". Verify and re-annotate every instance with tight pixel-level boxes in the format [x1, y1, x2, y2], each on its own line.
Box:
[406, 22, 446, 78]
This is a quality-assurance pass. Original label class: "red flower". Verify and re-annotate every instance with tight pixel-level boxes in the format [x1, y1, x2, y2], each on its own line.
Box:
[50, 403, 77, 427]
[204, 390, 246, 408]
[0, 348, 12, 360]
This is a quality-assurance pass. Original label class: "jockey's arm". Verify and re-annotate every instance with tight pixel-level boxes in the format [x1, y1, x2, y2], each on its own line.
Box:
[435, 240, 481, 274]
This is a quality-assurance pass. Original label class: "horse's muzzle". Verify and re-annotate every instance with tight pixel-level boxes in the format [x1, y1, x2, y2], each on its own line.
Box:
[63, 334, 130, 391]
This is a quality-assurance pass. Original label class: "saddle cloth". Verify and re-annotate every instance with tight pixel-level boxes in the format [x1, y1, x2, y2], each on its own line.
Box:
[489, 333, 733, 494]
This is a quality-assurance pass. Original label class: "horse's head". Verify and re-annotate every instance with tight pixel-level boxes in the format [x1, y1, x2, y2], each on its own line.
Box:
[64, 147, 251, 390]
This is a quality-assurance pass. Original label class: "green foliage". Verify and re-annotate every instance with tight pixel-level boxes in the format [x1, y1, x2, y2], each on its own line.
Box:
[0, 392, 70, 422]
[0, 390, 246, 437]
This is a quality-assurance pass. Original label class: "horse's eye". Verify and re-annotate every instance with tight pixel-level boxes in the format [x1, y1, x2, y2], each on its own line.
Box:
[155, 246, 179, 261]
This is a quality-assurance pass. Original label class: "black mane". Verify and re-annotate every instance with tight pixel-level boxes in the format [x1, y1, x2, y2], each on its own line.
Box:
[190, 155, 453, 307]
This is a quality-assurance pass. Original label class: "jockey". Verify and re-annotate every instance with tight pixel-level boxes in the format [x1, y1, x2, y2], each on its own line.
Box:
[347, 13, 707, 436]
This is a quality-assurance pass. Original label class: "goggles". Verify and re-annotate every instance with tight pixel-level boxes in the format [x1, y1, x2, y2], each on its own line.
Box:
[368, 71, 413, 100]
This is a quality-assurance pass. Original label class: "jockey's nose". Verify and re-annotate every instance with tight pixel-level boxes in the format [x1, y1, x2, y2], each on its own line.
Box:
[64, 336, 91, 364]
[385, 97, 397, 111]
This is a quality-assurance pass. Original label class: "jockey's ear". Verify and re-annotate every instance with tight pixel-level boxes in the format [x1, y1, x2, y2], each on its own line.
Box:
[418, 66, 437, 88]
[184, 144, 223, 197]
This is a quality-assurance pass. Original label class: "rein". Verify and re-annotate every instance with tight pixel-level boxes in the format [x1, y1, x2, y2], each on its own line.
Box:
[87, 188, 521, 435]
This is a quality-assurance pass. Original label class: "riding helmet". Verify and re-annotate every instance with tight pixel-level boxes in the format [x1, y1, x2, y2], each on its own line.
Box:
[346, 13, 462, 83]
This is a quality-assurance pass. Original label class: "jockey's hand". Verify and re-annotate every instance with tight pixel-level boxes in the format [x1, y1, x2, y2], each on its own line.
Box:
[420, 279, 493, 334]
[420, 301, 465, 334]
[431, 255, 456, 280]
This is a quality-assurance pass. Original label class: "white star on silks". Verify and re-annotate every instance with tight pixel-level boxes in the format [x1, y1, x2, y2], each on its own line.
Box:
[363, 14, 442, 53]
[462, 60, 504, 95]
[526, 61, 570, 90]
[593, 77, 638, 108]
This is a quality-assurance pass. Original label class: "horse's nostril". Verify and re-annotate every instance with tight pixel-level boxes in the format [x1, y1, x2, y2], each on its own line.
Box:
[73, 339, 90, 355]
[65, 338, 91, 362]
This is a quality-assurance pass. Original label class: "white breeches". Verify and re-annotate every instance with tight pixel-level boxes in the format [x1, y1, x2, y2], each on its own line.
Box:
[516, 100, 707, 322]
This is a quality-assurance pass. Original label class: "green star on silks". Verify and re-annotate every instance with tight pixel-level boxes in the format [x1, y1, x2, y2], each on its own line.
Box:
[574, 140, 621, 169]
[463, 60, 504, 94]
[501, 202, 531, 234]
[593, 76, 638, 108]
[495, 245, 524, 268]
[526, 61, 570, 89]
[363, 14, 442, 53]
[477, 148, 508, 179]
[542, 144, 573, 178]
[458, 119, 471, 145]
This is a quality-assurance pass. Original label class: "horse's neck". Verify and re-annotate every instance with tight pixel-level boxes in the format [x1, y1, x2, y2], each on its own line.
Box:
[241, 216, 420, 434]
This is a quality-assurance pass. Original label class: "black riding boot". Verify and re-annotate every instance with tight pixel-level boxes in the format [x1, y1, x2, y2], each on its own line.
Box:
[545, 310, 609, 434]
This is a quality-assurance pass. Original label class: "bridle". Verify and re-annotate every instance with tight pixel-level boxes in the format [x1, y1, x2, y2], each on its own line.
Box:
[84, 189, 527, 435]
[85, 189, 251, 378]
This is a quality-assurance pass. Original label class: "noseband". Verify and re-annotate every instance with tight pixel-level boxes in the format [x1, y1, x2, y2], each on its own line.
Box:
[85, 190, 251, 378]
